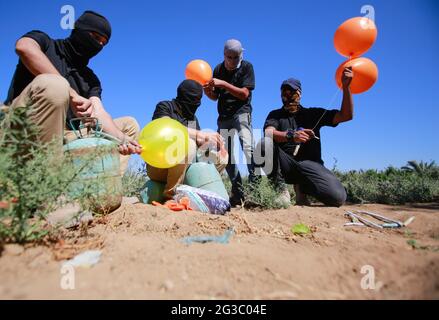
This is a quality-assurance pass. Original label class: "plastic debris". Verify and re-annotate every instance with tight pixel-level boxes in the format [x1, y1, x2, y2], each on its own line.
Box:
[344, 210, 415, 229]
[175, 185, 230, 215]
[62, 250, 102, 268]
[180, 228, 234, 245]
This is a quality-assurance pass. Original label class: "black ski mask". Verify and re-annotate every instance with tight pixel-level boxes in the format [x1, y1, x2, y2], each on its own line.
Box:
[63, 11, 112, 67]
[175, 80, 203, 119]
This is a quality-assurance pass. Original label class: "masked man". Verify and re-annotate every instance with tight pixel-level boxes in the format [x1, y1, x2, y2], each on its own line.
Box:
[148, 79, 227, 200]
[2, 11, 142, 174]
[257, 68, 354, 207]
[204, 39, 257, 207]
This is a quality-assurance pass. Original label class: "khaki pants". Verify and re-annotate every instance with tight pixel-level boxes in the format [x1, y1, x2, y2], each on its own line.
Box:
[4, 74, 139, 175]
[5, 74, 70, 150]
[147, 139, 226, 200]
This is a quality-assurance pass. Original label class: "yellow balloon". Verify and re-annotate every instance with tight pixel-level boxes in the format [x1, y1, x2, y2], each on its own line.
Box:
[138, 118, 189, 169]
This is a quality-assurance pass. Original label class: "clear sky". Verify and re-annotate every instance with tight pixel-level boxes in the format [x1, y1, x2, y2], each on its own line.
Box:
[1, 0, 438, 172]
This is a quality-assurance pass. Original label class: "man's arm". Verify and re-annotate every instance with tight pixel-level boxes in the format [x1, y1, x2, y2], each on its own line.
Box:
[207, 78, 250, 101]
[16, 37, 93, 117]
[203, 84, 218, 101]
[16, 37, 59, 76]
[333, 67, 354, 125]
[265, 126, 313, 144]
[89, 97, 142, 155]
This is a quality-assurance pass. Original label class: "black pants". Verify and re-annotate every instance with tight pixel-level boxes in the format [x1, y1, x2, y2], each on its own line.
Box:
[257, 138, 347, 207]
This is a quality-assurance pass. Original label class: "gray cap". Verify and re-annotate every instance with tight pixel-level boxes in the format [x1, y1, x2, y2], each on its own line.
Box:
[224, 39, 244, 53]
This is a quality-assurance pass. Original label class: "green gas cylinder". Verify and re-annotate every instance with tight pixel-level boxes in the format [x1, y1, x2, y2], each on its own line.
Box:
[184, 162, 229, 200]
[63, 118, 122, 213]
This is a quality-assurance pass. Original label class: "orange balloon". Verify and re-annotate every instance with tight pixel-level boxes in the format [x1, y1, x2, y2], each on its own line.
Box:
[335, 57, 378, 94]
[334, 17, 377, 58]
[185, 59, 213, 85]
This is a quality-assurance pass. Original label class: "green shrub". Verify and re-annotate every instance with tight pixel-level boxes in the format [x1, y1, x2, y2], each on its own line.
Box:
[122, 162, 148, 198]
[242, 176, 291, 210]
[0, 107, 110, 243]
[335, 163, 439, 204]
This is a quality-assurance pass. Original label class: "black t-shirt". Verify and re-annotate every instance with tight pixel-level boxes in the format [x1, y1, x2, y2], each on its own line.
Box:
[213, 60, 255, 120]
[263, 106, 338, 164]
[4, 30, 102, 127]
[152, 100, 201, 130]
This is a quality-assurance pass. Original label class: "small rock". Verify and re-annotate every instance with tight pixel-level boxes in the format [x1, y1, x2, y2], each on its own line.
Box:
[122, 197, 140, 205]
[63, 250, 102, 268]
[46, 203, 93, 229]
[161, 280, 174, 291]
[4, 244, 24, 256]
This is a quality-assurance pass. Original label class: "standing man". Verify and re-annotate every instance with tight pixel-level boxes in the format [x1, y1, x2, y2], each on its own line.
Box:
[2, 10, 141, 174]
[258, 68, 354, 207]
[204, 39, 257, 207]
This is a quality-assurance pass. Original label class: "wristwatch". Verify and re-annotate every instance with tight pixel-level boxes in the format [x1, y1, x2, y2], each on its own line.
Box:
[286, 128, 295, 142]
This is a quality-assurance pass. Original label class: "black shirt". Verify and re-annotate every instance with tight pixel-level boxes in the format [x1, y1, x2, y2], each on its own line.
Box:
[263, 106, 338, 164]
[213, 60, 255, 120]
[4, 30, 102, 127]
[152, 100, 201, 130]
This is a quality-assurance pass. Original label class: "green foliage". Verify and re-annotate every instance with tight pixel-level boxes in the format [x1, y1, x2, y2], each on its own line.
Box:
[0, 107, 112, 243]
[122, 162, 148, 198]
[334, 161, 439, 205]
[242, 176, 291, 210]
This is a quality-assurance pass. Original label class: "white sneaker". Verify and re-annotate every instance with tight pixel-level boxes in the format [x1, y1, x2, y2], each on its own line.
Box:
[275, 188, 291, 207]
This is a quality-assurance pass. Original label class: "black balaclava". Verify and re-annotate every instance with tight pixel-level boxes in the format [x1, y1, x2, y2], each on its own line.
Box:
[175, 80, 203, 119]
[64, 10, 112, 67]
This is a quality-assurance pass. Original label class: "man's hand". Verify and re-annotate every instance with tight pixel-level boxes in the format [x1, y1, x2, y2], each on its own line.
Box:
[70, 92, 93, 117]
[342, 67, 353, 89]
[293, 129, 315, 144]
[196, 131, 224, 149]
[119, 139, 142, 156]
[207, 78, 227, 89]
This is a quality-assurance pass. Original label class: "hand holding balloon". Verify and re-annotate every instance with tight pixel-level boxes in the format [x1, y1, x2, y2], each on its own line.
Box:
[341, 67, 353, 89]
[336, 57, 377, 94]
[119, 139, 142, 156]
[207, 78, 226, 89]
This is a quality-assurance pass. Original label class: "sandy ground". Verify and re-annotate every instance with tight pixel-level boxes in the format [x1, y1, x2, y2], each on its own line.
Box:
[0, 202, 438, 300]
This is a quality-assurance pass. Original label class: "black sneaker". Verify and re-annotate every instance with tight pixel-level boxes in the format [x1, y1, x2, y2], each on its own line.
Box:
[229, 195, 244, 208]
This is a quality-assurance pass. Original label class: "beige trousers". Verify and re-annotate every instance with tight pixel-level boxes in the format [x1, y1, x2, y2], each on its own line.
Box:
[147, 139, 226, 200]
[3, 74, 139, 175]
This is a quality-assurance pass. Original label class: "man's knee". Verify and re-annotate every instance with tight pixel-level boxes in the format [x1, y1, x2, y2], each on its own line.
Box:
[31, 74, 70, 106]
[118, 116, 140, 140]
[322, 179, 347, 207]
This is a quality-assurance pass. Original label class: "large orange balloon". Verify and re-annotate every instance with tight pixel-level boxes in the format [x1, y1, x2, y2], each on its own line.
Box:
[336, 57, 378, 94]
[334, 17, 377, 58]
[185, 59, 212, 85]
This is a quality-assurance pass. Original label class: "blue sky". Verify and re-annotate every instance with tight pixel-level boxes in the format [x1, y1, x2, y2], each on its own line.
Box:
[1, 0, 438, 172]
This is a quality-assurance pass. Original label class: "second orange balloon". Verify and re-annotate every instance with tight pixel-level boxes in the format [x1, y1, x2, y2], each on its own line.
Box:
[335, 57, 378, 94]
